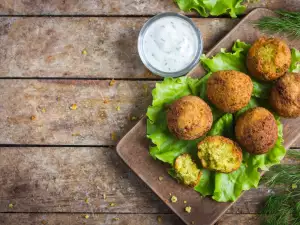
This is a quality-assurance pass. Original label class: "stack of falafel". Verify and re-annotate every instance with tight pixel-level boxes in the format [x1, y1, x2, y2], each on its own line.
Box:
[167, 37, 300, 187]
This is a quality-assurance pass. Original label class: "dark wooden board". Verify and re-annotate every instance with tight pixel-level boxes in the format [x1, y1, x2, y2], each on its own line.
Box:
[116, 8, 300, 225]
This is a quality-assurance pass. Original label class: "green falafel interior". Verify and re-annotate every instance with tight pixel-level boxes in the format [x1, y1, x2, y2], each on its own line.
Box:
[146, 40, 299, 202]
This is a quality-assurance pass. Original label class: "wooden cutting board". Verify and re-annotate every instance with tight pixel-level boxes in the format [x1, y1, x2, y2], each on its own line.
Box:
[116, 8, 300, 225]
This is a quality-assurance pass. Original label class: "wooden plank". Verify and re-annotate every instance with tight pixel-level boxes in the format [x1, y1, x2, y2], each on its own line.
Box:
[0, 17, 238, 78]
[0, 0, 299, 15]
[0, 79, 299, 146]
[217, 214, 260, 225]
[0, 147, 298, 213]
[0, 147, 169, 213]
[0, 213, 262, 225]
[0, 213, 184, 225]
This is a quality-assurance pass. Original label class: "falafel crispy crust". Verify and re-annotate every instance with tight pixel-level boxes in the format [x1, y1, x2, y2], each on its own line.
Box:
[207, 70, 253, 113]
[235, 107, 278, 154]
[197, 136, 243, 173]
[270, 73, 300, 118]
[174, 153, 202, 187]
[167, 96, 213, 140]
[247, 37, 291, 81]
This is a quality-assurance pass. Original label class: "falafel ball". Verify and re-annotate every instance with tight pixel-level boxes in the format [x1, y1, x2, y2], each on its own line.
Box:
[235, 107, 278, 154]
[206, 70, 253, 113]
[167, 95, 213, 140]
[197, 136, 242, 173]
[174, 153, 202, 187]
[270, 73, 300, 118]
[247, 37, 291, 81]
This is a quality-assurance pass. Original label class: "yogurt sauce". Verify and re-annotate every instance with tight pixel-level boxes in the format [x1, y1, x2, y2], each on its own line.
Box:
[142, 16, 198, 73]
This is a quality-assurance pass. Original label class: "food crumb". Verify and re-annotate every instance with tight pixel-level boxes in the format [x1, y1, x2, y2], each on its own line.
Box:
[171, 195, 177, 203]
[158, 176, 163, 181]
[103, 98, 110, 104]
[82, 49, 88, 55]
[184, 200, 187, 204]
[109, 79, 116, 86]
[143, 84, 148, 96]
[85, 198, 89, 204]
[8, 203, 13, 209]
[31, 115, 36, 121]
[157, 216, 162, 223]
[41, 108, 46, 113]
[131, 116, 137, 121]
[169, 193, 172, 196]
[72, 132, 80, 137]
[41, 220, 48, 225]
[111, 132, 117, 141]
[116, 106, 120, 111]
[103, 193, 107, 200]
[185, 206, 192, 213]
[292, 184, 297, 189]
[191, 221, 195, 224]
[70, 104, 77, 110]
[112, 218, 119, 221]
[109, 202, 116, 207]
[84, 214, 89, 219]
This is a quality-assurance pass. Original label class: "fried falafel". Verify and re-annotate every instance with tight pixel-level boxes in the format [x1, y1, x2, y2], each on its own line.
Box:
[197, 136, 242, 173]
[167, 96, 213, 140]
[270, 73, 300, 118]
[235, 107, 278, 154]
[174, 153, 202, 187]
[247, 37, 291, 81]
[206, 70, 253, 113]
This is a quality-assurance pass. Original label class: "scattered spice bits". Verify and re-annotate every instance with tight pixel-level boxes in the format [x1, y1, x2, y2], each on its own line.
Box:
[116, 106, 120, 111]
[171, 195, 177, 203]
[70, 104, 77, 110]
[109, 202, 116, 207]
[109, 79, 116, 86]
[131, 116, 137, 121]
[157, 216, 162, 223]
[31, 115, 36, 121]
[112, 218, 119, 221]
[84, 214, 89, 219]
[158, 176, 163, 181]
[111, 132, 117, 141]
[8, 203, 13, 209]
[82, 49, 88, 55]
[185, 206, 192, 213]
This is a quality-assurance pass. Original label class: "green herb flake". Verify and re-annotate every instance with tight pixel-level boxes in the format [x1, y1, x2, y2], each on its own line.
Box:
[185, 206, 192, 213]
[171, 195, 177, 203]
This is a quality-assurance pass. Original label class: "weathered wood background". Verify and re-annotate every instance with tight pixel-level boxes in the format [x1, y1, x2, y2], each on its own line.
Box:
[0, 1, 299, 225]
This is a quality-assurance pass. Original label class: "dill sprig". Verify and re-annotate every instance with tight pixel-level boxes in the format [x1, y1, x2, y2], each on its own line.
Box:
[260, 150, 300, 225]
[255, 10, 300, 38]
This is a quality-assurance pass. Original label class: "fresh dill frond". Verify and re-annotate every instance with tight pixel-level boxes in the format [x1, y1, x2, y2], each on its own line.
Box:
[287, 149, 300, 160]
[261, 164, 300, 187]
[260, 150, 300, 225]
[254, 10, 300, 38]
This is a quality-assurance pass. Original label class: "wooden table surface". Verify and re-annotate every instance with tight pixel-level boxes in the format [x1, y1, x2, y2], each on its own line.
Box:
[0, 1, 299, 225]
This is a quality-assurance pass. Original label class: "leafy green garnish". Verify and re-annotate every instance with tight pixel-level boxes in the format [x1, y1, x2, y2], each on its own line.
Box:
[174, 0, 246, 18]
[290, 48, 300, 73]
[147, 40, 299, 202]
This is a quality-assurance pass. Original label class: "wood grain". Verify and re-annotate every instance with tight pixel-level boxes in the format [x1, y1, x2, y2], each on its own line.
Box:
[0, 213, 184, 225]
[0, 79, 299, 146]
[0, 0, 299, 15]
[0, 17, 237, 78]
[0, 79, 299, 147]
[0, 147, 298, 214]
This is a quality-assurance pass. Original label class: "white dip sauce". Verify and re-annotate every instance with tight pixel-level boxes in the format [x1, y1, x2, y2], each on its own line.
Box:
[143, 16, 198, 73]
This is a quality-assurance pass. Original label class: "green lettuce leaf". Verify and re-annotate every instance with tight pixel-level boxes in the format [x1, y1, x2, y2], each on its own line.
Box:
[174, 0, 246, 18]
[147, 40, 288, 202]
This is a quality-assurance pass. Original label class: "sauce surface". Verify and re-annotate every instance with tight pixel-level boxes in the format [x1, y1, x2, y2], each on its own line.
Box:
[143, 16, 198, 73]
